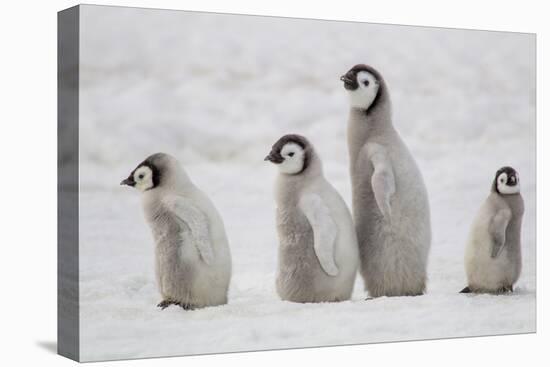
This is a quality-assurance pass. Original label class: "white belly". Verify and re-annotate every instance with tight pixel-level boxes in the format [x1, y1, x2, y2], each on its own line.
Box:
[465, 229, 517, 291]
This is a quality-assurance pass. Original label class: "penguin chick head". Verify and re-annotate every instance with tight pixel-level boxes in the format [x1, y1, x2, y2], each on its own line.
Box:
[264, 134, 310, 175]
[493, 166, 520, 195]
[340, 64, 381, 111]
[120, 153, 169, 192]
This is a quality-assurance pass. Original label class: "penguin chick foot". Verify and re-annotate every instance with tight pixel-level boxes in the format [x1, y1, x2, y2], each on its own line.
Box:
[157, 300, 179, 310]
[459, 286, 471, 293]
[179, 303, 196, 311]
[497, 285, 513, 294]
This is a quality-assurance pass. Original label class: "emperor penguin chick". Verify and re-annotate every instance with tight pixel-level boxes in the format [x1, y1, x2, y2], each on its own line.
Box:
[341, 64, 431, 297]
[265, 134, 359, 303]
[461, 167, 524, 294]
[121, 153, 232, 309]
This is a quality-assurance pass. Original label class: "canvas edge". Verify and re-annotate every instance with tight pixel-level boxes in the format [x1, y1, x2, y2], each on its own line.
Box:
[58, 4, 80, 362]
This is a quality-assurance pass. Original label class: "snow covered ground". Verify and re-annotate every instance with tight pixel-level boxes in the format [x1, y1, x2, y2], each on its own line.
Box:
[76, 5, 536, 362]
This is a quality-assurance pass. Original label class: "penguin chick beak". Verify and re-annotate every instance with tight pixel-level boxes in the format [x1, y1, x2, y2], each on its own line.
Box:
[120, 177, 135, 187]
[340, 75, 350, 83]
[264, 152, 284, 164]
[340, 74, 357, 90]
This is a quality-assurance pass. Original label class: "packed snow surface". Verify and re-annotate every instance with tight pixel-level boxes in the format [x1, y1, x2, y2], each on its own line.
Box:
[76, 5, 536, 362]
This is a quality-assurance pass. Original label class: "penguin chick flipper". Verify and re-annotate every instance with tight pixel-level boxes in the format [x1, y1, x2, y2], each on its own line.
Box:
[368, 146, 395, 222]
[165, 197, 215, 265]
[299, 194, 339, 276]
[489, 208, 512, 258]
[459, 286, 471, 293]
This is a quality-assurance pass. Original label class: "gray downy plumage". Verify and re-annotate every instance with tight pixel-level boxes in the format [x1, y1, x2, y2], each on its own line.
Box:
[121, 153, 232, 309]
[342, 64, 431, 297]
[266, 135, 359, 303]
[463, 167, 524, 294]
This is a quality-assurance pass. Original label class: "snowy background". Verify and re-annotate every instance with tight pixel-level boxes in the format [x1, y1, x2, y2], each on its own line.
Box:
[77, 5, 536, 362]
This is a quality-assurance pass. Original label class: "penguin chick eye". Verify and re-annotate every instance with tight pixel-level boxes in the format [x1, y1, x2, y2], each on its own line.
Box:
[138, 174, 144, 180]
[362, 80, 370, 87]
[288, 152, 295, 157]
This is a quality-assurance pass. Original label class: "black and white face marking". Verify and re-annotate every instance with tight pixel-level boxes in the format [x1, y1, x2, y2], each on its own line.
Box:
[494, 167, 520, 195]
[276, 143, 306, 174]
[341, 64, 380, 110]
[264, 134, 309, 175]
[121, 159, 161, 192]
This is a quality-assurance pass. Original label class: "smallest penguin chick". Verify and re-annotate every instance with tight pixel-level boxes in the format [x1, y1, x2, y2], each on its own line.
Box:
[121, 153, 232, 310]
[265, 134, 359, 303]
[461, 166, 524, 294]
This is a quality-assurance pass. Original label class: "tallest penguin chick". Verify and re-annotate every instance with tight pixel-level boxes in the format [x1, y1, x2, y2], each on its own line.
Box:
[341, 64, 431, 297]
